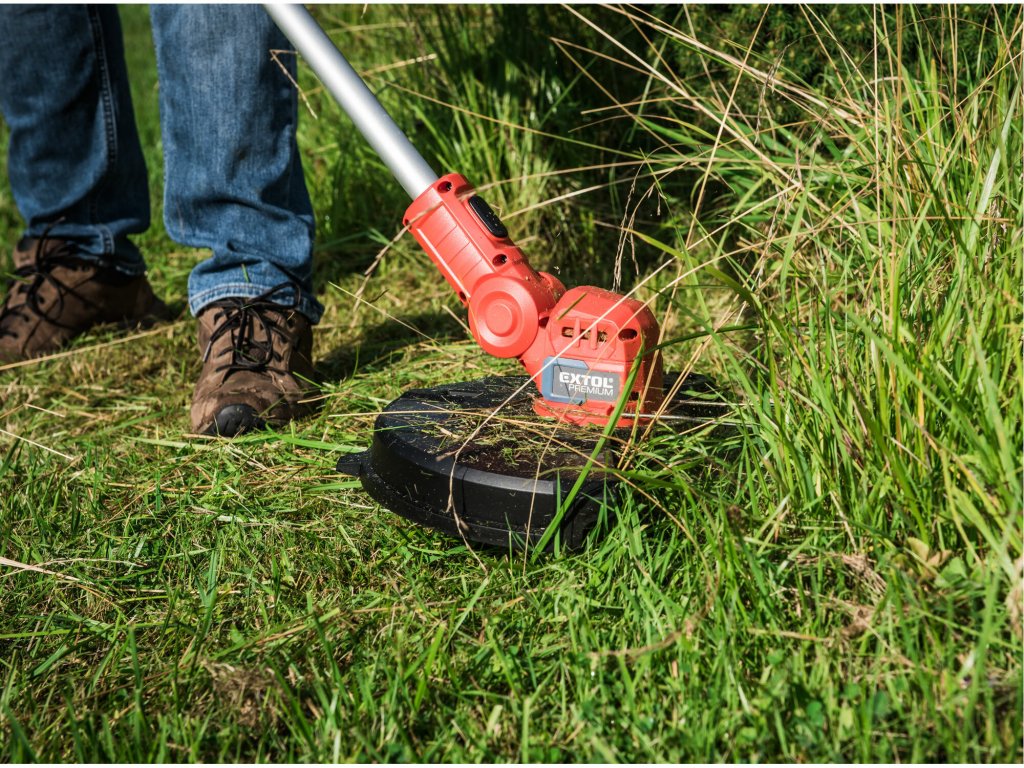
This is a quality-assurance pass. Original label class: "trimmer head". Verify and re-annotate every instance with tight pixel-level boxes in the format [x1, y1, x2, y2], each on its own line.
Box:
[264, 8, 723, 546]
[337, 373, 722, 551]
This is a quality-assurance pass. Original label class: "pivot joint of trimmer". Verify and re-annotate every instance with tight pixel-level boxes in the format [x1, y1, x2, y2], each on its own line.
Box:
[405, 172, 665, 427]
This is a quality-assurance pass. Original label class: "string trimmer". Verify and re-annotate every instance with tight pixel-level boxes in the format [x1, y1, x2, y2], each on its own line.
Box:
[266, 6, 717, 550]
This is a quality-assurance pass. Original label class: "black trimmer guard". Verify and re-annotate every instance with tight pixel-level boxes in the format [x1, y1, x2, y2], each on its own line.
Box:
[337, 374, 720, 551]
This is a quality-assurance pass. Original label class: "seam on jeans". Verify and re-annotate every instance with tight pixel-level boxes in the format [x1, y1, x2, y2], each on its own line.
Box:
[284, 60, 317, 262]
[86, 7, 118, 255]
[271, 35, 308, 227]
[283, 51, 297, 207]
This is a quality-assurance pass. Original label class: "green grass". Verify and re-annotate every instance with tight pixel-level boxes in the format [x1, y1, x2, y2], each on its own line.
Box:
[0, 4, 1021, 762]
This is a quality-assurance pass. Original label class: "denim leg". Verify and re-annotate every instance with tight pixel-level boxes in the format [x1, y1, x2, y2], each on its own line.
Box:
[150, 5, 322, 323]
[0, 5, 149, 273]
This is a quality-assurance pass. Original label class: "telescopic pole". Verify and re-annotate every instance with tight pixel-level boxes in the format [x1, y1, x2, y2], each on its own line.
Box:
[264, 4, 440, 200]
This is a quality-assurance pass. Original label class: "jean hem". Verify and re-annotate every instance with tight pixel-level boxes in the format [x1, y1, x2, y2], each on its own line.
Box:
[20, 227, 147, 277]
[189, 282, 323, 324]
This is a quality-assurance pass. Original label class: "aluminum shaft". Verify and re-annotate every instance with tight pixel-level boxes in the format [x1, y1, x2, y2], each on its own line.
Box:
[265, 4, 438, 199]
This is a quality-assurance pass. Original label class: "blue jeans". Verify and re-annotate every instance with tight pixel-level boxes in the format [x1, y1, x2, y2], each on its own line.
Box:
[0, 5, 323, 322]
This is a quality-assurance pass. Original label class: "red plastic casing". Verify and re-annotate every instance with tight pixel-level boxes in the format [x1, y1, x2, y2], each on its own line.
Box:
[404, 173, 663, 427]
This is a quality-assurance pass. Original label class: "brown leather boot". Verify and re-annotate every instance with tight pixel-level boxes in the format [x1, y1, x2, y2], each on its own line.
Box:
[190, 286, 318, 436]
[0, 235, 169, 364]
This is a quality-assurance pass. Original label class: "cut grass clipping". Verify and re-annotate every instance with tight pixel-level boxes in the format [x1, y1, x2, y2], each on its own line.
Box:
[0, 4, 1021, 762]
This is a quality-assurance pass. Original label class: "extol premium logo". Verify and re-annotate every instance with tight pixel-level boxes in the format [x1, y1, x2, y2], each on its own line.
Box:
[557, 370, 616, 395]
[542, 358, 621, 403]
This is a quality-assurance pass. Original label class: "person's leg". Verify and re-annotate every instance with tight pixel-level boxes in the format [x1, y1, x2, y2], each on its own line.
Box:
[149, 4, 322, 323]
[0, 5, 166, 364]
[0, 4, 149, 270]
[150, 5, 321, 435]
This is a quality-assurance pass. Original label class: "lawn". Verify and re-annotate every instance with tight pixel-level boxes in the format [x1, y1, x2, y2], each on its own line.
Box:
[0, 4, 1020, 762]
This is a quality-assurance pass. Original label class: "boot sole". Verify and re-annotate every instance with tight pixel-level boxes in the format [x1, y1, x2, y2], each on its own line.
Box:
[203, 404, 267, 437]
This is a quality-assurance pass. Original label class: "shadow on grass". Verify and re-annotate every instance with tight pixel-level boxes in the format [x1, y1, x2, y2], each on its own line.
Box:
[316, 310, 465, 382]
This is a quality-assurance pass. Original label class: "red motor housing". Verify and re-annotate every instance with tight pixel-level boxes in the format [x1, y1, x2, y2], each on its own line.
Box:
[404, 173, 663, 427]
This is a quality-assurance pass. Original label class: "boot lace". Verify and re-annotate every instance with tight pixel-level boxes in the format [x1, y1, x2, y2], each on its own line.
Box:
[0, 228, 107, 338]
[203, 282, 302, 378]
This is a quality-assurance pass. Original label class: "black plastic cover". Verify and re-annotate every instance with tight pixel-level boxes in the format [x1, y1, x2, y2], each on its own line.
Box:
[337, 376, 616, 551]
[337, 373, 723, 551]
